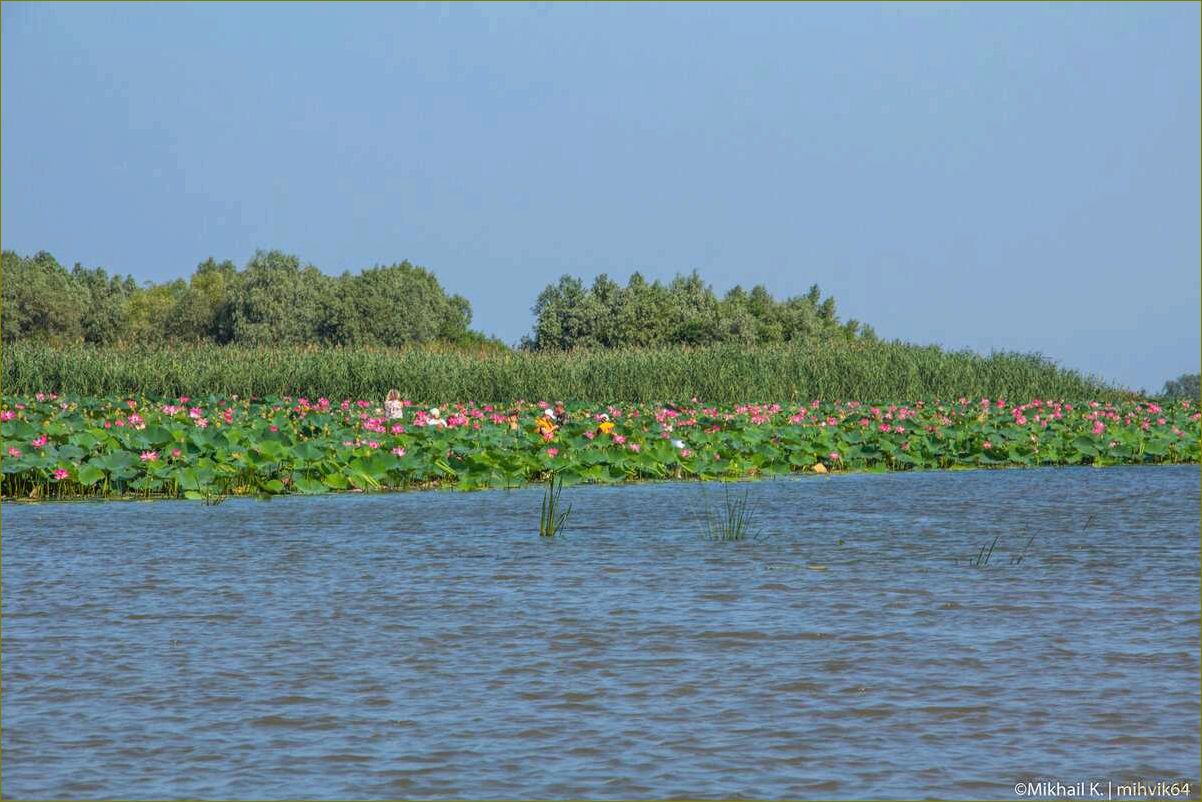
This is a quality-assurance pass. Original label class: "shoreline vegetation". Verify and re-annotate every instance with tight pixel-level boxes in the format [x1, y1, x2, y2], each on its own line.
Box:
[4, 341, 1119, 402]
[5, 250, 1196, 508]
[2, 394, 1196, 503]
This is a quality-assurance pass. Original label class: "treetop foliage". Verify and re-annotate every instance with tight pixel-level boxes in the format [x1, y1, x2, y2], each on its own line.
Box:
[1, 249, 494, 350]
[522, 271, 875, 350]
[2, 250, 872, 353]
[1161, 372, 1200, 400]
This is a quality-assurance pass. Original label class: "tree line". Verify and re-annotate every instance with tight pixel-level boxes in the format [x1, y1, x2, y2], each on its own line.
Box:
[0, 250, 492, 349]
[1161, 373, 1200, 399]
[524, 272, 875, 350]
[1, 248, 871, 351]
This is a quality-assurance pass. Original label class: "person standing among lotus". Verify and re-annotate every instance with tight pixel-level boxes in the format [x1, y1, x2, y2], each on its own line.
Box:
[384, 390, 404, 421]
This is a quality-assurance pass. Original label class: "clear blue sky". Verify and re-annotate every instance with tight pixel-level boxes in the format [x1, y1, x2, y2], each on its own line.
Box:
[3, 2, 1198, 392]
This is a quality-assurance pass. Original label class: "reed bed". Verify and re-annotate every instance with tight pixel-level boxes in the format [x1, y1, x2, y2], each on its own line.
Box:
[2, 341, 1119, 403]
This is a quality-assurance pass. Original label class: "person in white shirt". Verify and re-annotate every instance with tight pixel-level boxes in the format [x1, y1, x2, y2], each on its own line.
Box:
[384, 389, 404, 421]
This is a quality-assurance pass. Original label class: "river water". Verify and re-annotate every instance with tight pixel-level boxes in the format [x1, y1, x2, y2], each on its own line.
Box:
[2, 466, 1199, 799]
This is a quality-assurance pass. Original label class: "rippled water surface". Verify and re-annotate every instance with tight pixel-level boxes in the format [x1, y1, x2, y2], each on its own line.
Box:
[3, 466, 1199, 799]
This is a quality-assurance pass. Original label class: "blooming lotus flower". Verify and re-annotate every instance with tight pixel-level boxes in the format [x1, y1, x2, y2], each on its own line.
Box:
[547, 447, 559, 458]
[31, 435, 47, 448]
[53, 468, 69, 481]
[140, 451, 158, 462]
[391, 447, 406, 457]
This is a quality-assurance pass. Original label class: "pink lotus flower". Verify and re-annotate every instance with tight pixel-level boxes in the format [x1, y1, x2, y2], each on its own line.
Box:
[583, 430, 595, 440]
[0, 410, 14, 421]
[391, 447, 406, 457]
[613, 434, 626, 445]
[367, 441, 380, 450]
[680, 448, 692, 458]
[140, 450, 158, 462]
[53, 468, 69, 481]
[390, 423, 405, 434]
[194, 418, 208, 428]
[171, 448, 182, 458]
[829, 452, 840, 460]
[546, 447, 559, 458]
[6, 447, 21, 458]
[31, 435, 47, 448]
[983, 441, 992, 450]
[628, 443, 641, 453]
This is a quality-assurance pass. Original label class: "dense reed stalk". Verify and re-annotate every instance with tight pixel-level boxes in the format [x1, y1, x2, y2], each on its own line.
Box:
[702, 485, 761, 542]
[2, 341, 1119, 403]
[539, 474, 572, 538]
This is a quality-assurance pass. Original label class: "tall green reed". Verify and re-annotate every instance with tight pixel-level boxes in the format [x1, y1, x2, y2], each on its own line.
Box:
[2, 341, 1121, 402]
[539, 474, 572, 538]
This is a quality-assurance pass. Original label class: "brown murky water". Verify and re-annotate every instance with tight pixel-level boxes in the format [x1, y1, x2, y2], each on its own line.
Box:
[2, 466, 1199, 799]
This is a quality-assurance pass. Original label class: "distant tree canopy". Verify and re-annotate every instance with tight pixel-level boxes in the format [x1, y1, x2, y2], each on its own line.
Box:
[523, 271, 875, 350]
[1162, 372, 1200, 400]
[0, 250, 494, 349]
[2, 251, 879, 353]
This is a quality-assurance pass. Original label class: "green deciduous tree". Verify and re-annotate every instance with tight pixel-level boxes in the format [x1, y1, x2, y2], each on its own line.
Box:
[1, 251, 87, 343]
[525, 270, 868, 351]
[1162, 373, 1200, 400]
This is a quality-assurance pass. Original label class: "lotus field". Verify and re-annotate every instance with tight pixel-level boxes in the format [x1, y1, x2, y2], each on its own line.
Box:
[1, 394, 1198, 501]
